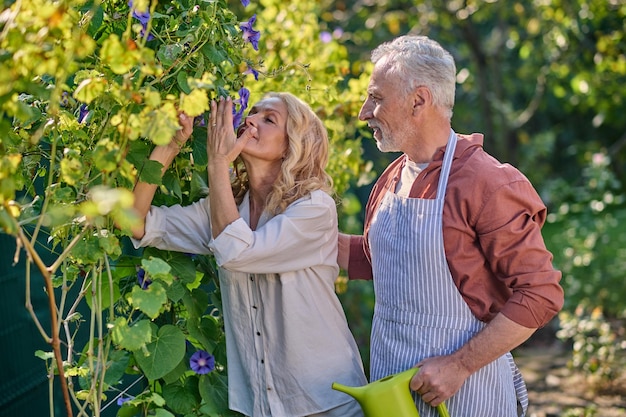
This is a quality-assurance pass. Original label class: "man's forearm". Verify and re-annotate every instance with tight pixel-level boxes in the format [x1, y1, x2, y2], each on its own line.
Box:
[338, 232, 351, 271]
[451, 313, 535, 374]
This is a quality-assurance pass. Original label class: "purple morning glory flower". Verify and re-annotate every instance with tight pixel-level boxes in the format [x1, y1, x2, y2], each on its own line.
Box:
[244, 64, 259, 80]
[78, 104, 89, 123]
[194, 115, 206, 127]
[128, 0, 154, 40]
[137, 267, 151, 289]
[232, 87, 250, 129]
[240, 0, 250, 6]
[240, 15, 260, 51]
[117, 396, 132, 406]
[235, 87, 249, 110]
[190, 350, 215, 375]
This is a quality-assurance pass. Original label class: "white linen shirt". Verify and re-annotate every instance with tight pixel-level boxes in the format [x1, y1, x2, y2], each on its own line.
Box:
[133, 189, 367, 417]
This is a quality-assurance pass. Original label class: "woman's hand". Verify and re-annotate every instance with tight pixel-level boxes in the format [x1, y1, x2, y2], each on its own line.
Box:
[130, 111, 194, 240]
[207, 97, 255, 165]
[169, 112, 194, 151]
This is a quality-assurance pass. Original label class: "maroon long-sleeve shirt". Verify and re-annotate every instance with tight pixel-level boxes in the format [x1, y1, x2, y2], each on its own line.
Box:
[348, 133, 564, 329]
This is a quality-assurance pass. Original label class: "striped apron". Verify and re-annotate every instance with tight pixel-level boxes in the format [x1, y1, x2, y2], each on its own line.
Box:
[368, 131, 528, 417]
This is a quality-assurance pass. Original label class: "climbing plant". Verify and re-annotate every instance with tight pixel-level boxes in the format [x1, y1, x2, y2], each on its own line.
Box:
[0, 0, 366, 415]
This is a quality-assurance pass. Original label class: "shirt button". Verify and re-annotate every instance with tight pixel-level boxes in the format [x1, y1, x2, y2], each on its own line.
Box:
[256, 331, 261, 336]
[261, 359, 264, 364]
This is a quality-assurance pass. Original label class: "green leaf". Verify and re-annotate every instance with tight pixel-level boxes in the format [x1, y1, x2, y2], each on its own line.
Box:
[103, 349, 130, 386]
[101, 34, 139, 74]
[168, 252, 197, 284]
[177, 71, 192, 94]
[154, 409, 176, 417]
[166, 279, 187, 303]
[73, 77, 107, 104]
[138, 159, 164, 185]
[111, 318, 152, 351]
[162, 171, 183, 200]
[98, 234, 122, 258]
[142, 104, 179, 145]
[162, 377, 200, 415]
[187, 316, 218, 352]
[134, 324, 186, 380]
[85, 274, 120, 311]
[162, 355, 189, 384]
[201, 44, 228, 66]
[0, 208, 18, 235]
[141, 257, 172, 280]
[191, 129, 208, 167]
[130, 281, 168, 319]
[198, 373, 230, 415]
[189, 171, 208, 203]
[35, 350, 54, 361]
[157, 43, 184, 67]
[182, 288, 209, 319]
[71, 236, 104, 265]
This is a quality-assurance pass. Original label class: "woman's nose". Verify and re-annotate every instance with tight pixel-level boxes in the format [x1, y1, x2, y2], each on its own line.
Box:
[245, 113, 259, 126]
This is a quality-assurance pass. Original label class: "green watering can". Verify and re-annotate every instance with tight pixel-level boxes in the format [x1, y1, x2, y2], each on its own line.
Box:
[332, 367, 450, 417]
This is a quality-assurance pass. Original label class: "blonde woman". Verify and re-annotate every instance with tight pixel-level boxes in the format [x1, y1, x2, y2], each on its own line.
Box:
[132, 92, 366, 417]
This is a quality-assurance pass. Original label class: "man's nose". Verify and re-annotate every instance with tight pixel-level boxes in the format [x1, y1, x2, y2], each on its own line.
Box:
[358, 100, 372, 121]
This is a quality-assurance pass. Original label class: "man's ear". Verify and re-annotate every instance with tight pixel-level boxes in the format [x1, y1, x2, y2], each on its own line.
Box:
[412, 86, 431, 114]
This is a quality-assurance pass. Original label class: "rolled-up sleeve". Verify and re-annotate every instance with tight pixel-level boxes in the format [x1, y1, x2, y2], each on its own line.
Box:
[347, 235, 373, 280]
[209, 190, 338, 274]
[131, 198, 214, 255]
[476, 180, 564, 328]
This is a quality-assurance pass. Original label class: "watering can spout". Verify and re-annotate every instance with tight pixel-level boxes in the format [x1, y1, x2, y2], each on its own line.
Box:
[331, 382, 366, 402]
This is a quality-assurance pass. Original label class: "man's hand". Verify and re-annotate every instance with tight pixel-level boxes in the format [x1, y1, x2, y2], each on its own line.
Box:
[410, 355, 470, 407]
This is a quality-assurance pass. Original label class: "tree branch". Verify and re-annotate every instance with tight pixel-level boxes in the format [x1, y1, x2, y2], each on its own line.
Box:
[17, 225, 74, 417]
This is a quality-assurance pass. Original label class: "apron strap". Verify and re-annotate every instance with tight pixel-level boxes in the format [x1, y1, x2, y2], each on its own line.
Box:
[436, 129, 457, 200]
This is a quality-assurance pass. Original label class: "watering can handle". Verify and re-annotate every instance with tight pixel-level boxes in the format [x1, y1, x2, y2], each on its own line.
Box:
[435, 403, 450, 417]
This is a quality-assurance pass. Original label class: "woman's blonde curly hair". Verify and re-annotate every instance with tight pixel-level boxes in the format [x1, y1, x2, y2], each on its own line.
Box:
[231, 92, 333, 215]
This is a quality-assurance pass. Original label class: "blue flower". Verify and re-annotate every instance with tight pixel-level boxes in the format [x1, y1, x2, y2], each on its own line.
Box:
[232, 87, 250, 129]
[128, 0, 154, 40]
[240, 15, 260, 51]
[244, 64, 259, 81]
[240, 0, 250, 6]
[194, 115, 206, 127]
[190, 350, 215, 375]
[78, 104, 89, 123]
[117, 396, 132, 406]
[137, 267, 151, 289]
[235, 87, 249, 110]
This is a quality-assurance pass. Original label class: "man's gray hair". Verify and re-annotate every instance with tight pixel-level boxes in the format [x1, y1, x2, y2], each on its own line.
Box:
[371, 35, 456, 120]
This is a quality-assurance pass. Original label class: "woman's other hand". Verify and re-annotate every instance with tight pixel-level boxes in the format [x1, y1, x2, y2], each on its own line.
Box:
[169, 112, 194, 151]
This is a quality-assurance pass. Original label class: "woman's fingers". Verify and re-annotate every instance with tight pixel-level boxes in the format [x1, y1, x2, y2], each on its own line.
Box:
[207, 97, 242, 163]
